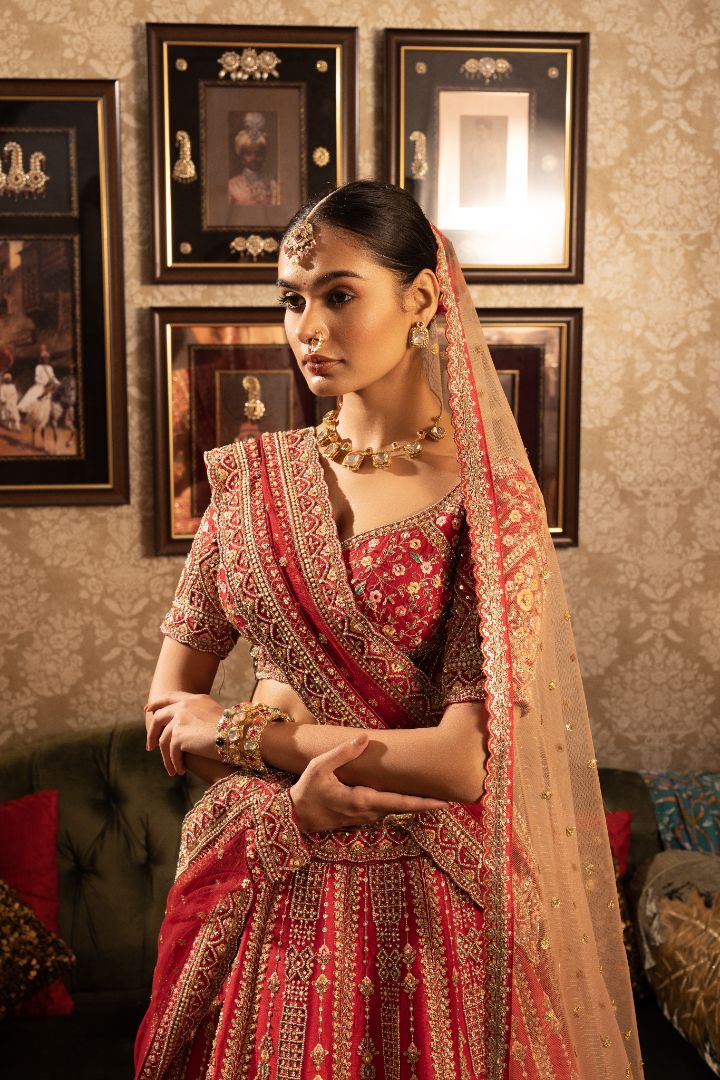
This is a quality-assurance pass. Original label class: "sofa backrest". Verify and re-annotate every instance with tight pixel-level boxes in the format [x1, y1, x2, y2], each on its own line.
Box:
[0, 725, 663, 995]
[599, 766, 662, 875]
[0, 722, 206, 994]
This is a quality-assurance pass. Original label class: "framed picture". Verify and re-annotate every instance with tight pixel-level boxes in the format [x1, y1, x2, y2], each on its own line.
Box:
[148, 23, 357, 283]
[478, 308, 582, 546]
[153, 307, 323, 554]
[0, 80, 128, 505]
[386, 30, 589, 283]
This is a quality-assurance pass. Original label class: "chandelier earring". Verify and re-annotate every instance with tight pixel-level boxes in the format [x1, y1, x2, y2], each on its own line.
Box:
[408, 320, 430, 349]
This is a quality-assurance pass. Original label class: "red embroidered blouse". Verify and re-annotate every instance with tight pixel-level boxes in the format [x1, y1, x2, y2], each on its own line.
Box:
[161, 455, 486, 714]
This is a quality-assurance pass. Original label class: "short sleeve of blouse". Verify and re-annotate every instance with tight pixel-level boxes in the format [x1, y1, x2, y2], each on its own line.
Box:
[440, 524, 487, 705]
[160, 496, 239, 659]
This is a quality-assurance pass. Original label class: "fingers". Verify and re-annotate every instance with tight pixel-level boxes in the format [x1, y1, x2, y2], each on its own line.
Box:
[385, 792, 450, 814]
[338, 786, 451, 825]
[144, 691, 187, 713]
[326, 784, 448, 827]
[346, 786, 449, 821]
[312, 732, 370, 772]
[169, 732, 186, 776]
[157, 722, 175, 775]
[145, 704, 177, 750]
[157, 720, 186, 777]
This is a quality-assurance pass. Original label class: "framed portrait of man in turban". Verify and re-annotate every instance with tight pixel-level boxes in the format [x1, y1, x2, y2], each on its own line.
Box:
[147, 24, 357, 283]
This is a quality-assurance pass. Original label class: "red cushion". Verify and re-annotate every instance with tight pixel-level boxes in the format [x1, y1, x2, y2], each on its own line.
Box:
[605, 809, 634, 878]
[0, 790, 73, 1016]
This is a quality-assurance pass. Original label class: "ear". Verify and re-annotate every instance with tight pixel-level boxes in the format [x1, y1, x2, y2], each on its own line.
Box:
[407, 268, 440, 325]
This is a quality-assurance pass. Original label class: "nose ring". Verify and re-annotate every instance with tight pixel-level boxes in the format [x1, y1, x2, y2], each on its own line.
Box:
[307, 332, 324, 355]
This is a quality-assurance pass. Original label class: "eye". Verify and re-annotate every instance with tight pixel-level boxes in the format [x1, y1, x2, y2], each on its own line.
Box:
[327, 289, 353, 306]
[277, 292, 303, 312]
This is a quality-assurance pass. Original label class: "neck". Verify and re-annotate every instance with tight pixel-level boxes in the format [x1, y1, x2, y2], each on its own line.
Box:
[335, 357, 441, 448]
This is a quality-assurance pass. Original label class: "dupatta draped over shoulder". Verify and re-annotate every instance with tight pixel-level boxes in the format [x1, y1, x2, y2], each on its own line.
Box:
[135, 234, 642, 1080]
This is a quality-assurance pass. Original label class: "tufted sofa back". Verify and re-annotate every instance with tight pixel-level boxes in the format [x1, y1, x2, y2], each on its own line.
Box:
[0, 722, 206, 994]
[598, 766, 662, 876]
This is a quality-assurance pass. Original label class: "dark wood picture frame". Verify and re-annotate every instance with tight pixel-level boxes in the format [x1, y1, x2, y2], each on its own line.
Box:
[153, 306, 322, 554]
[386, 30, 589, 283]
[0, 79, 128, 505]
[148, 23, 358, 284]
[479, 307, 583, 546]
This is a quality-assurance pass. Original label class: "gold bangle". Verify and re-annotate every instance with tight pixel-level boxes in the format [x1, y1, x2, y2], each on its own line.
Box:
[215, 701, 293, 773]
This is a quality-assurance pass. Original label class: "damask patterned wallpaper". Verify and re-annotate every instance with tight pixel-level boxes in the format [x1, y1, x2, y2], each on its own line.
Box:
[1, 0, 718, 770]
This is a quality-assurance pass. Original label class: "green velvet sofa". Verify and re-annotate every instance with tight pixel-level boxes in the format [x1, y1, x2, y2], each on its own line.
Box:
[0, 724, 713, 1079]
[0, 723, 205, 1080]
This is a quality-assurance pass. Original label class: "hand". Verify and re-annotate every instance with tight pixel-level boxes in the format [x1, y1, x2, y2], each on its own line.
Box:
[145, 691, 222, 776]
[288, 733, 450, 834]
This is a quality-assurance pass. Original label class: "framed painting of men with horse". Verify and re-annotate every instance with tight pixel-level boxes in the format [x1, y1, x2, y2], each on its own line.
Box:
[0, 79, 127, 505]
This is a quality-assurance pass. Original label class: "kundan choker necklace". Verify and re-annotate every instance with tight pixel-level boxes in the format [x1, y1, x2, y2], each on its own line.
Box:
[315, 406, 446, 471]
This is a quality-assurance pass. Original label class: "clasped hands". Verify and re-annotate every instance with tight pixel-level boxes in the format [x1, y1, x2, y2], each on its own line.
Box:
[144, 691, 448, 834]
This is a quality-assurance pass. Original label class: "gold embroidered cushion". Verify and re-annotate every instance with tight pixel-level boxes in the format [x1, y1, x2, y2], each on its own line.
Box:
[0, 877, 75, 1020]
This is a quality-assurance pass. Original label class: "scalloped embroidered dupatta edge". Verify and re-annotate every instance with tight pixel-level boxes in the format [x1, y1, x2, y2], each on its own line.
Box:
[435, 235, 515, 1077]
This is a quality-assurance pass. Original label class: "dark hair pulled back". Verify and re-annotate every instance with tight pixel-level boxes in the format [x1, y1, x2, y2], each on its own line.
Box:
[284, 181, 438, 286]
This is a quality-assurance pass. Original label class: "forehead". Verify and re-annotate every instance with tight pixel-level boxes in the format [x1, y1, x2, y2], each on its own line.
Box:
[277, 224, 393, 287]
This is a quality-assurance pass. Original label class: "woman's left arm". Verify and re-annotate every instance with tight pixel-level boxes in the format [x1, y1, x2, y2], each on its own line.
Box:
[146, 688, 488, 802]
[259, 702, 489, 803]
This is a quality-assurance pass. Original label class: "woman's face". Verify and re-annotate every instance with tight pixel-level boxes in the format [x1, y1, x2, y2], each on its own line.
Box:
[277, 226, 429, 398]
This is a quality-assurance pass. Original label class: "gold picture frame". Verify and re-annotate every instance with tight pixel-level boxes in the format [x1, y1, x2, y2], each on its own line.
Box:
[148, 23, 357, 283]
[386, 30, 590, 283]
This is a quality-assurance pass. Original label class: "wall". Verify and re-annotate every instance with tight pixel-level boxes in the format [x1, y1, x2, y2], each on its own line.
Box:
[1, 0, 718, 769]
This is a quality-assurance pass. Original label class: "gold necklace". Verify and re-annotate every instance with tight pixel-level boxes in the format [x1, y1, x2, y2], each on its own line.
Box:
[315, 406, 447, 471]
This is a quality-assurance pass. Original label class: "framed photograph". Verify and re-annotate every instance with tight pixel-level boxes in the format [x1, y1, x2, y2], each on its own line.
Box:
[153, 307, 322, 554]
[479, 308, 583, 546]
[148, 23, 357, 283]
[0, 80, 128, 505]
[386, 30, 589, 283]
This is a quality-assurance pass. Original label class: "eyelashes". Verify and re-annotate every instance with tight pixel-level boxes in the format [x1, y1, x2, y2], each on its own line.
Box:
[277, 290, 354, 312]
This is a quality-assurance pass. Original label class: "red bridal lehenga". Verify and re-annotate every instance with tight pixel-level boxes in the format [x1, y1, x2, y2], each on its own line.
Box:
[135, 235, 643, 1080]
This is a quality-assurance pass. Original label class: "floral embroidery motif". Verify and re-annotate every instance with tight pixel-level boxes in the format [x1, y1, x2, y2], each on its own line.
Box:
[340, 490, 462, 655]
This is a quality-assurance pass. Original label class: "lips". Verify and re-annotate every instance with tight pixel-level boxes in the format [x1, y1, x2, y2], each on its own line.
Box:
[304, 358, 338, 371]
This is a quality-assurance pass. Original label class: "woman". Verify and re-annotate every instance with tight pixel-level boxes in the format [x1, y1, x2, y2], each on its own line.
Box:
[137, 182, 642, 1080]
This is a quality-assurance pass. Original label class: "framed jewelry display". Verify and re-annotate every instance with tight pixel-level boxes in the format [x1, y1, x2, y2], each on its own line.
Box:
[153, 306, 321, 554]
[479, 308, 583, 546]
[386, 30, 589, 283]
[147, 24, 357, 283]
[0, 80, 128, 505]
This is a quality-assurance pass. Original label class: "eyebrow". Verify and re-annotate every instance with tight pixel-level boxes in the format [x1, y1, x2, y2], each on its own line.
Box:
[276, 269, 367, 290]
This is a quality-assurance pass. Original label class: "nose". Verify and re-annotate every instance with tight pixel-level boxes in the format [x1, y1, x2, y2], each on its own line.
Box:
[295, 304, 328, 349]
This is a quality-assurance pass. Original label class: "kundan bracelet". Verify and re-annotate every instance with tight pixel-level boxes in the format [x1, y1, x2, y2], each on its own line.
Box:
[216, 701, 294, 774]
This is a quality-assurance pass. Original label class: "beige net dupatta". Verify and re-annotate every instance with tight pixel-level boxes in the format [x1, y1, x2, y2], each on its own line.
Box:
[432, 231, 643, 1080]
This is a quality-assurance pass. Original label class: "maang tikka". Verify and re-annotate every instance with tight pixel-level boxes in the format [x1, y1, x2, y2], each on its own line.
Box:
[283, 190, 335, 264]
